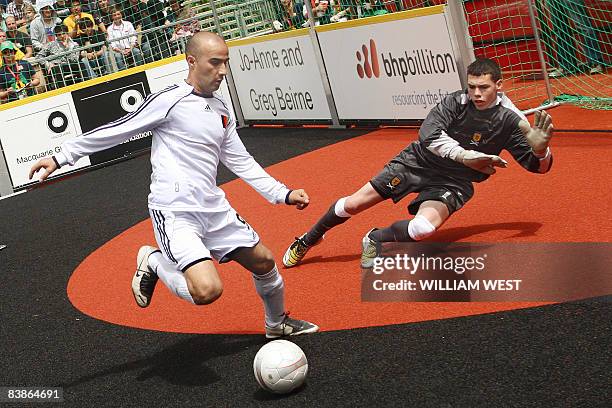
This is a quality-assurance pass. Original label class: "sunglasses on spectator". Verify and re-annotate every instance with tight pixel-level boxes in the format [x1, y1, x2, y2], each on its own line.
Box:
[2, 49, 16, 55]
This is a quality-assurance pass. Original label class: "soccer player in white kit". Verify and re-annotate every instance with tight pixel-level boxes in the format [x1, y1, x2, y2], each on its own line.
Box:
[29, 32, 319, 338]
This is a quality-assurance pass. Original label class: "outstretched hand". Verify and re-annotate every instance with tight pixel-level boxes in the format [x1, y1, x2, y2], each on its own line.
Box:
[287, 189, 310, 210]
[519, 110, 553, 154]
[457, 150, 508, 175]
[29, 158, 58, 182]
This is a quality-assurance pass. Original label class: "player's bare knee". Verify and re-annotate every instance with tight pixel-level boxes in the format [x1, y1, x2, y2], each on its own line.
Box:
[247, 246, 276, 274]
[263, 247, 276, 265]
[344, 196, 367, 214]
[254, 254, 276, 274]
[191, 283, 223, 305]
[408, 215, 436, 241]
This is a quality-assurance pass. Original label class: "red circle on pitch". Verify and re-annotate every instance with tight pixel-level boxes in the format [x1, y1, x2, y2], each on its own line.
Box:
[68, 130, 603, 334]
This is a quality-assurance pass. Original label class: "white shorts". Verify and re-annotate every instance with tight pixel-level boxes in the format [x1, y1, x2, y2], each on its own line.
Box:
[149, 208, 260, 271]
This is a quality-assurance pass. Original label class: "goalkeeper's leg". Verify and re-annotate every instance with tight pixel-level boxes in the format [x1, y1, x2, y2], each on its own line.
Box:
[368, 200, 448, 243]
[367, 183, 472, 245]
[303, 183, 384, 245]
[361, 200, 447, 268]
[283, 183, 384, 268]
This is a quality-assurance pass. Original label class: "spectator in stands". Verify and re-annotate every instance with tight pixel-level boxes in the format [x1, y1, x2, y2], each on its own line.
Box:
[54, 0, 72, 19]
[6, 0, 32, 29]
[302, 0, 333, 26]
[64, 0, 105, 38]
[165, 0, 199, 54]
[0, 10, 7, 32]
[0, 29, 25, 66]
[329, 1, 351, 22]
[544, 0, 605, 77]
[80, 0, 97, 13]
[107, 7, 144, 70]
[30, 3, 62, 53]
[142, 0, 170, 61]
[4, 15, 31, 57]
[120, 0, 152, 61]
[121, 0, 145, 28]
[37, 24, 92, 89]
[92, 0, 114, 29]
[75, 17, 109, 76]
[19, 3, 35, 33]
[303, 0, 353, 26]
[359, 1, 388, 18]
[123, 0, 168, 62]
[275, 0, 304, 29]
[0, 40, 39, 102]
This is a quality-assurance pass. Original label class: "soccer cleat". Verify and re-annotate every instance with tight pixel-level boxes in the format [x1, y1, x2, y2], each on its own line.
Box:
[132, 246, 161, 308]
[282, 233, 323, 268]
[265, 312, 319, 339]
[361, 228, 380, 268]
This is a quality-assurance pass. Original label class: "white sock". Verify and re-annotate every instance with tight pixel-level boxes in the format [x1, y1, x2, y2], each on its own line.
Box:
[148, 252, 195, 304]
[252, 265, 285, 327]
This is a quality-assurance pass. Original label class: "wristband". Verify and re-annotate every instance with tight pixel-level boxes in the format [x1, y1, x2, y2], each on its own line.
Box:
[52, 155, 62, 169]
[284, 190, 293, 205]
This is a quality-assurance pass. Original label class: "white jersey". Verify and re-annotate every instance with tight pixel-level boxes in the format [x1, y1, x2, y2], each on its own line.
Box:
[55, 81, 290, 212]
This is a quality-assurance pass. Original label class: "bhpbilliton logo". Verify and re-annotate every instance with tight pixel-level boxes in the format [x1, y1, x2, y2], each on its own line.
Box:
[355, 38, 457, 82]
[356, 39, 380, 79]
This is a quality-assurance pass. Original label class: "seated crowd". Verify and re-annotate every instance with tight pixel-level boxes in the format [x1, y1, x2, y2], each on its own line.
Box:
[0, 0, 200, 103]
[274, 1, 400, 30]
[1, 0, 437, 103]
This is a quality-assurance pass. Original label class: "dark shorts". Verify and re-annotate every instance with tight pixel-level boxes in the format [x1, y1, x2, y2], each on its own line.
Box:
[369, 144, 474, 215]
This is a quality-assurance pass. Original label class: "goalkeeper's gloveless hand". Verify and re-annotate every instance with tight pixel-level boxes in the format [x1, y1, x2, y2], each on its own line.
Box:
[519, 110, 554, 155]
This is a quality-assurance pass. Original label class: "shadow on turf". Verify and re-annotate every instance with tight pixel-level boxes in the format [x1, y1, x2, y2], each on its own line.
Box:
[253, 383, 308, 400]
[431, 221, 542, 241]
[61, 335, 263, 388]
[294, 222, 541, 266]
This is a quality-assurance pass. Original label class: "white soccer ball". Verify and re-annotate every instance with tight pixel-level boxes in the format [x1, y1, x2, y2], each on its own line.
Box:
[253, 340, 308, 394]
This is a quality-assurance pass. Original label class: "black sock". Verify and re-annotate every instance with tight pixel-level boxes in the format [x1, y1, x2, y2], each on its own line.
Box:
[303, 201, 350, 246]
[368, 220, 414, 242]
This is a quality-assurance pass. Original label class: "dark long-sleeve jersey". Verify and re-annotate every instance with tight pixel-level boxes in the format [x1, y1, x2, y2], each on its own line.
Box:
[416, 90, 552, 182]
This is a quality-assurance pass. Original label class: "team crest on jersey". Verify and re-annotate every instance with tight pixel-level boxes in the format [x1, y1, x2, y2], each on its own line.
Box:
[221, 115, 229, 128]
[386, 176, 401, 190]
[470, 132, 482, 146]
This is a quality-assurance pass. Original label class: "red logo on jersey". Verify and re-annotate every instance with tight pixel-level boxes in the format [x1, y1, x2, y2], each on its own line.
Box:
[221, 115, 229, 129]
[356, 39, 380, 79]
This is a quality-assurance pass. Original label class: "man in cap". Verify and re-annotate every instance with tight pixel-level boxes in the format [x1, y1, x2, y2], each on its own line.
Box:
[0, 40, 39, 102]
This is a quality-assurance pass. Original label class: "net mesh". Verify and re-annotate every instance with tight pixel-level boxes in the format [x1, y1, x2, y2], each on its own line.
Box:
[0, 0, 610, 111]
[464, 0, 611, 110]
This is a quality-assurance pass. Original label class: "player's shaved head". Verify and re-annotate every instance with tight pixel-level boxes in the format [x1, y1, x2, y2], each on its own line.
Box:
[185, 31, 230, 96]
[185, 31, 226, 59]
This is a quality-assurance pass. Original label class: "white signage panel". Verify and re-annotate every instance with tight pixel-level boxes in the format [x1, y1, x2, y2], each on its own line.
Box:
[228, 32, 332, 121]
[0, 93, 90, 188]
[317, 10, 462, 120]
[146, 59, 235, 119]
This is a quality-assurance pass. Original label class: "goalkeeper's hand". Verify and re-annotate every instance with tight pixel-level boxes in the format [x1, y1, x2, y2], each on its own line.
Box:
[519, 110, 553, 155]
[456, 150, 508, 175]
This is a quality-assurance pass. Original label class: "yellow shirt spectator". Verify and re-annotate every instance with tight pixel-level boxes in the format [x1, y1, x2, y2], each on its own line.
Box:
[64, 12, 96, 37]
